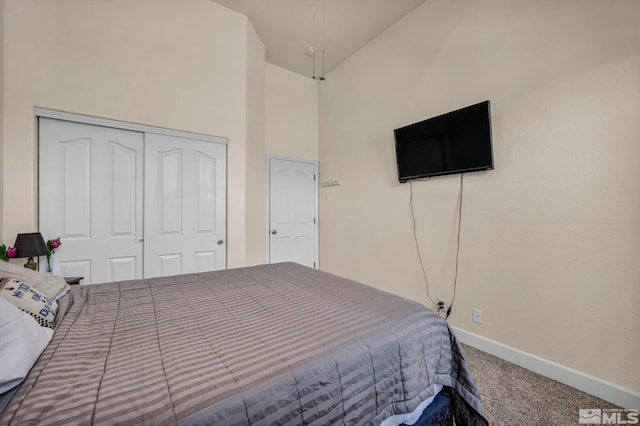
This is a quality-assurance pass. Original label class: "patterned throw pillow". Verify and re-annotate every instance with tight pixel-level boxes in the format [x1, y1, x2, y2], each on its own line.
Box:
[0, 277, 58, 329]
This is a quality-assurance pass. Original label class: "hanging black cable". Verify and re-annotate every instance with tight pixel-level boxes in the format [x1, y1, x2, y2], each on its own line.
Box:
[312, 0, 316, 80]
[409, 174, 465, 319]
[320, 0, 326, 81]
[409, 179, 437, 307]
[446, 173, 464, 319]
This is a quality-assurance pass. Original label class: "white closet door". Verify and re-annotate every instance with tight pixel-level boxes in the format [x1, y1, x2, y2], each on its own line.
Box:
[144, 133, 227, 278]
[39, 118, 144, 284]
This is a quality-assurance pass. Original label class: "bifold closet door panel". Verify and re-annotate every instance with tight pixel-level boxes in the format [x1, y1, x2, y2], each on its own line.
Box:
[143, 132, 227, 278]
[39, 117, 144, 284]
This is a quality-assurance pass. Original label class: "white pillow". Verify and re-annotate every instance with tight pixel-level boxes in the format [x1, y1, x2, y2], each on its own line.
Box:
[0, 297, 53, 394]
[0, 278, 58, 329]
[0, 260, 69, 300]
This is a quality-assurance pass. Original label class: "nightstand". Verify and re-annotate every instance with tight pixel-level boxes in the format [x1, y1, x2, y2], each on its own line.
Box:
[65, 277, 84, 285]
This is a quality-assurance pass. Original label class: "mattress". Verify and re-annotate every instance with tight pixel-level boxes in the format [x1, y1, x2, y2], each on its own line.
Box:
[0, 262, 487, 425]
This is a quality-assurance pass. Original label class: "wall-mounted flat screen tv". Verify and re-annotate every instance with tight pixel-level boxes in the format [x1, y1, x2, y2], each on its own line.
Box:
[394, 100, 494, 182]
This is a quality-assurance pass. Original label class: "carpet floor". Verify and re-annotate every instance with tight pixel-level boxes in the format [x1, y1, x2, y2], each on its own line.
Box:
[460, 343, 621, 425]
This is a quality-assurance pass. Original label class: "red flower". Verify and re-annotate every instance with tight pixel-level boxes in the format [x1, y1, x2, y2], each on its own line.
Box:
[46, 237, 62, 255]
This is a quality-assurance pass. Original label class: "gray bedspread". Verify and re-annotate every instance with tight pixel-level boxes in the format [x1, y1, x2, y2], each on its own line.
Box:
[1, 263, 487, 425]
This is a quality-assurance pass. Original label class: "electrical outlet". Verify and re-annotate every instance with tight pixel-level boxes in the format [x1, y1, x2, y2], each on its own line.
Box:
[438, 298, 446, 313]
[472, 308, 482, 324]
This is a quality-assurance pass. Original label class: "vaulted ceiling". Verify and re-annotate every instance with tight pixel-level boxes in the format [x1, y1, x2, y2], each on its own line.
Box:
[211, 0, 427, 77]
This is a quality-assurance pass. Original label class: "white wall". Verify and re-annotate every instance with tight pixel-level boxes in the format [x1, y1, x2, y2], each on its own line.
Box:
[0, 0, 4, 241]
[1, 0, 264, 267]
[265, 63, 318, 161]
[245, 23, 267, 266]
[319, 0, 640, 393]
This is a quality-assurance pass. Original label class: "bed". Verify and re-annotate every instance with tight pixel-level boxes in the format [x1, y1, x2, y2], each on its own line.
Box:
[0, 262, 487, 425]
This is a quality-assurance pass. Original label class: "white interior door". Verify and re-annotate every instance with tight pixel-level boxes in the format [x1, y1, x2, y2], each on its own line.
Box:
[39, 118, 144, 284]
[268, 157, 317, 268]
[40, 115, 227, 284]
[144, 133, 227, 278]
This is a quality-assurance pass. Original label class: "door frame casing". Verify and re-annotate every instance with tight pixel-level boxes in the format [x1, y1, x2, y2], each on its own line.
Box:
[36, 108, 228, 145]
[265, 154, 319, 268]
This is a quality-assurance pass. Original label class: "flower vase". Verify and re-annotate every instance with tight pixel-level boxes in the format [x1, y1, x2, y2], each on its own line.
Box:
[45, 255, 53, 275]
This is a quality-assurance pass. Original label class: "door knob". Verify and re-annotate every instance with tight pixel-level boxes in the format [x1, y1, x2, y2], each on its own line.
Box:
[271, 230, 277, 235]
[217, 240, 224, 246]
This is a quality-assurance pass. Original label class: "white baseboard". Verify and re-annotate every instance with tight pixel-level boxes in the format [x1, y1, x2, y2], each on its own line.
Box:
[450, 326, 640, 410]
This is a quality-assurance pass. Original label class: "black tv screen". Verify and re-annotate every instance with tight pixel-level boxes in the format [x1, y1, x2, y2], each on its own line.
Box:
[394, 100, 494, 182]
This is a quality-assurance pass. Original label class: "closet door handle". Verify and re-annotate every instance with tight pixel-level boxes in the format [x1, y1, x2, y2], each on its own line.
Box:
[135, 237, 144, 243]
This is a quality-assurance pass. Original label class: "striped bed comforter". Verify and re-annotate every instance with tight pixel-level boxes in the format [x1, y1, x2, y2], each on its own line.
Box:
[0, 262, 487, 425]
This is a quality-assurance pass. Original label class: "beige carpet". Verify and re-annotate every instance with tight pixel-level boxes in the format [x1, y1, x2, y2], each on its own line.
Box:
[461, 343, 620, 425]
